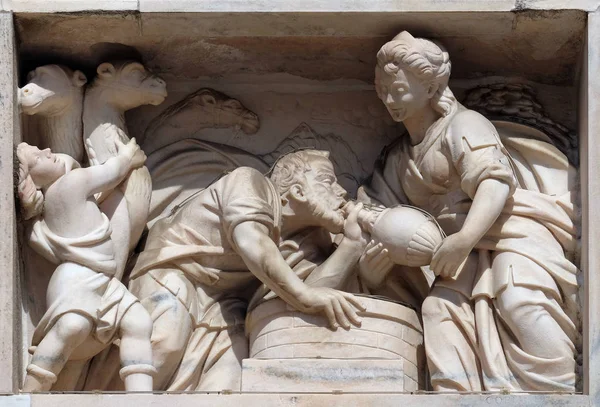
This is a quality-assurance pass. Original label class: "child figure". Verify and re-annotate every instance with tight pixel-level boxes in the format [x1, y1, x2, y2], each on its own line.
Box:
[17, 129, 155, 392]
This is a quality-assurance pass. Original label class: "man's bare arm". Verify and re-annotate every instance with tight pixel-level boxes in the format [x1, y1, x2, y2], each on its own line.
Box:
[304, 202, 369, 289]
[303, 239, 363, 289]
[232, 220, 365, 329]
[233, 221, 308, 307]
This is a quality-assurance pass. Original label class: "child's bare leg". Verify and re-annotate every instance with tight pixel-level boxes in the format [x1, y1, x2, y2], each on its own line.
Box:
[52, 359, 89, 391]
[23, 313, 93, 392]
[118, 303, 155, 391]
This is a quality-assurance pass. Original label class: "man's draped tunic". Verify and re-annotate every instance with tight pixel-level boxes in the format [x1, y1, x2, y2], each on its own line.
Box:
[129, 167, 281, 390]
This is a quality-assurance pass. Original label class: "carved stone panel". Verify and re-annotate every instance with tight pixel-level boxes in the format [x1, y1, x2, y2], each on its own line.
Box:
[5, 7, 589, 402]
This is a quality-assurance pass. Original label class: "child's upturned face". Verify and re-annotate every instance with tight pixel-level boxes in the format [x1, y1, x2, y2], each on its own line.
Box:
[21, 143, 66, 187]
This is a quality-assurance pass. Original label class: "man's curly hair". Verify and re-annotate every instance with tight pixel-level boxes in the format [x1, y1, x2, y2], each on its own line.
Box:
[269, 149, 330, 196]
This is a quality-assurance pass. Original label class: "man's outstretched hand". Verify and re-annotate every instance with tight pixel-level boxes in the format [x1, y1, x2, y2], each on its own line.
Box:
[297, 287, 366, 330]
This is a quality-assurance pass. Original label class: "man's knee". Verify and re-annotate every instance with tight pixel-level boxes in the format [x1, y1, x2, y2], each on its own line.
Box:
[143, 290, 190, 324]
[132, 272, 195, 317]
[121, 303, 153, 340]
[149, 298, 191, 358]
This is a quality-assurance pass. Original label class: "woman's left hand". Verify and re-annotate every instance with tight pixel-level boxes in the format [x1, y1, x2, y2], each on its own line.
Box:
[430, 232, 473, 279]
[358, 240, 394, 288]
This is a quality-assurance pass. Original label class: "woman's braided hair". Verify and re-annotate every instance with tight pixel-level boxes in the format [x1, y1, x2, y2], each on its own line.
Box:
[376, 31, 457, 117]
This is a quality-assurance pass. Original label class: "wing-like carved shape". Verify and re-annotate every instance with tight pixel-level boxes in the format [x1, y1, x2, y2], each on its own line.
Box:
[141, 88, 267, 226]
[463, 83, 578, 165]
[263, 123, 368, 195]
[144, 88, 260, 153]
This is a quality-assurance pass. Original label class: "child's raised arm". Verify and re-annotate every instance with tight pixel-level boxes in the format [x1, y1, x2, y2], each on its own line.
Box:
[62, 126, 146, 199]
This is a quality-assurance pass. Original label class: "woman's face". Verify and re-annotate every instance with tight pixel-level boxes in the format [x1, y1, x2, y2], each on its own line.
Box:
[375, 66, 432, 122]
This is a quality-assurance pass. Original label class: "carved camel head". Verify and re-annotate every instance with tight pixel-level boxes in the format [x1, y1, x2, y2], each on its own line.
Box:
[19, 65, 87, 116]
[90, 61, 167, 110]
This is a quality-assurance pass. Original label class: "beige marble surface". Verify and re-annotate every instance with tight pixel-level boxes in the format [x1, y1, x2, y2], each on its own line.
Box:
[580, 9, 600, 402]
[0, 3, 598, 405]
[14, 11, 585, 88]
[0, 11, 20, 394]
[247, 297, 422, 362]
[12, 394, 598, 407]
[3, 0, 600, 12]
[241, 359, 417, 392]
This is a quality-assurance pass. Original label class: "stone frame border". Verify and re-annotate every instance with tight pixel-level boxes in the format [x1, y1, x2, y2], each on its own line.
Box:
[579, 9, 600, 405]
[1, 0, 600, 13]
[0, 10, 20, 397]
[0, 4, 599, 405]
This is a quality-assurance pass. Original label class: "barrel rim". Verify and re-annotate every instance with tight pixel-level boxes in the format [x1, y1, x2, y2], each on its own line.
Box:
[246, 295, 422, 335]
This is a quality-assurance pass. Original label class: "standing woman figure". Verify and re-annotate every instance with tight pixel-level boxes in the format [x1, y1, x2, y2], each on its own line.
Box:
[365, 31, 579, 391]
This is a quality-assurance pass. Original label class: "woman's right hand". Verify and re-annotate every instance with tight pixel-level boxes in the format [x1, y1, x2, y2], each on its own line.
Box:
[430, 232, 472, 279]
[297, 287, 366, 330]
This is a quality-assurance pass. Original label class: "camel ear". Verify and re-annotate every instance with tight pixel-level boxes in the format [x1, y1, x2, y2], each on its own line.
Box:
[200, 93, 217, 106]
[97, 63, 116, 79]
[26, 69, 36, 82]
[72, 70, 87, 87]
[223, 99, 242, 110]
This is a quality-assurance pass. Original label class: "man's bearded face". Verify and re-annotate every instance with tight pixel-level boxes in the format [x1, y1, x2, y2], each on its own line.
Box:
[303, 157, 348, 233]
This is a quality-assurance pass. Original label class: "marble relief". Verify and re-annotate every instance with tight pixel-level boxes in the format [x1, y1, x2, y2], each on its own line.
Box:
[83, 61, 167, 280]
[18, 65, 87, 163]
[364, 31, 579, 392]
[16, 136, 155, 392]
[15, 31, 580, 394]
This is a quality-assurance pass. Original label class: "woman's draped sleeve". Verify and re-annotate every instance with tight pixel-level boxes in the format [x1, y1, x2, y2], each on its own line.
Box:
[444, 110, 517, 199]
